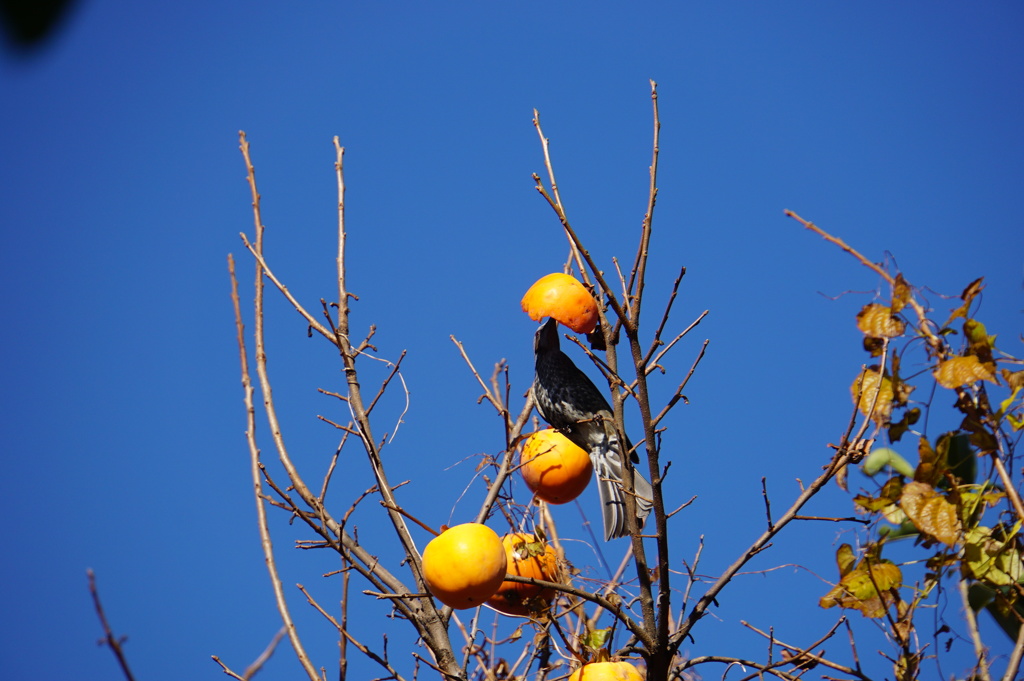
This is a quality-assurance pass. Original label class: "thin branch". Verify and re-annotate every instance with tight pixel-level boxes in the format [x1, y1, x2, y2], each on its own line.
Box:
[761, 477, 774, 532]
[243, 627, 288, 681]
[334, 138, 349, 333]
[451, 336, 502, 413]
[625, 79, 661, 323]
[793, 515, 870, 524]
[671, 443, 856, 650]
[532, 109, 587, 281]
[784, 209, 894, 287]
[229, 232, 320, 681]
[365, 350, 408, 417]
[643, 266, 687, 365]
[1003, 618, 1024, 681]
[587, 544, 639, 631]
[87, 569, 137, 681]
[681, 656, 801, 681]
[316, 140, 459, 672]
[645, 310, 708, 375]
[212, 656, 247, 681]
[784, 209, 943, 355]
[474, 394, 535, 526]
[239, 233, 335, 342]
[318, 432, 348, 505]
[992, 453, 1024, 523]
[651, 339, 709, 427]
[679, 535, 705, 621]
[380, 501, 440, 537]
[298, 584, 407, 681]
[958, 577, 992, 681]
[531, 120, 628, 326]
[742, 618, 870, 680]
[500, 574, 648, 644]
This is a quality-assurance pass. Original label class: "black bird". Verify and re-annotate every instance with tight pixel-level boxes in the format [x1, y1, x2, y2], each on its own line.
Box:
[531, 318, 654, 540]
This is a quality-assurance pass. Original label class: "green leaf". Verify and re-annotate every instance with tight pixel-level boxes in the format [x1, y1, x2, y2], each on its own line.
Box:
[863, 447, 915, 478]
[581, 627, 612, 650]
[820, 559, 902, 618]
[964, 524, 1024, 587]
[970, 583, 1024, 642]
[877, 520, 919, 540]
[942, 432, 976, 486]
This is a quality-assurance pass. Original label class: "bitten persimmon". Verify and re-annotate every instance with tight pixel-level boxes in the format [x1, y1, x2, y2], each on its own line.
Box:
[486, 533, 559, 616]
[521, 273, 599, 334]
[521, 429, 593, 504]
[568, 661, 644, 681]
[422, 523, 507, 610]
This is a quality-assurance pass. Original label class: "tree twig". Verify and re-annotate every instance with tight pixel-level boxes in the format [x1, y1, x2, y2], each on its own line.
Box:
[229, 211, 320, 681]
[959, 578, 992, 681]
[87, 569, 137, 681]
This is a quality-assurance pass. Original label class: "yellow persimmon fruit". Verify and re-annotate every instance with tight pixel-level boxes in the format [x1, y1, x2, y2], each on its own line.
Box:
[521, 273, 599, 334]
[568, 661, 644, 681]
[521, 429, 593, 504]
[486, 533, 560, 616]
[422, 523, 507, 610]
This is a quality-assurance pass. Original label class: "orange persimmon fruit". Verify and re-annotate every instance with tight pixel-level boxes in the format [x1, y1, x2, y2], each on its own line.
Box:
[422, 523, 507, 610]
[568, 661, 644, 681]
[521, 273, 599, 334]
[486, 533, 560, 616]
[521, 429, 593, 504]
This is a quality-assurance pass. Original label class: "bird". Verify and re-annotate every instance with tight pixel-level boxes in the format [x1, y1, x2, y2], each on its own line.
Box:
[531, 317, 654, 540]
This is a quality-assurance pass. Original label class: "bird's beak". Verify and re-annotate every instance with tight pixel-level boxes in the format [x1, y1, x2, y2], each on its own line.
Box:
[535, 317, 560, 354]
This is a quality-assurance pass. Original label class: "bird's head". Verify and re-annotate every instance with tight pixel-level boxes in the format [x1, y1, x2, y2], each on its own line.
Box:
[534, 317, 560, 356]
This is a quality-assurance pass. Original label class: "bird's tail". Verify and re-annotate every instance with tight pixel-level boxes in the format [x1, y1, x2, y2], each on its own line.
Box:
[592, 442, 655, 541]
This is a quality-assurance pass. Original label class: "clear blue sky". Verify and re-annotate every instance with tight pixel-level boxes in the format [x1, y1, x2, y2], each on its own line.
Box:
[1, 2, 1022, 680]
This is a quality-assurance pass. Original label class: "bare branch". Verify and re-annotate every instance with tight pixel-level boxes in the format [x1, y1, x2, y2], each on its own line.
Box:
[643, 266, 687, 365]
[645, 309, 708, 375]
[625, 78, 661, 322]
[87, 569, 137, 681]
[239, 232, 335, 342]
[671, 444, 857, 651]
[212, 656, 247, 681]
[681, 655, 802, 681]
[784, 209, 943, 355]
[742, 618, 869, 680]
[451, 336, 503, 414]
[959, 578, 992, 681]
[532, 109, 587, 281]
[1003, 620, 1024, 681]
[242, 627, 287, 681]
[651, 339, 709, 427]
[229, 214, 320, 681]
[531, 114, 628, 326]
[299, 584, 407, 681]
[333, 138, 350, 333]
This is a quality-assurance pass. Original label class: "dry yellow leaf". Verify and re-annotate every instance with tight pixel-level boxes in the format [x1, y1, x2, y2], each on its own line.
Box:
[851, 369, 894, 424]
[934, 356, 997, 389]
[900, 481, 961, 546]
[857, 303, 906, 338]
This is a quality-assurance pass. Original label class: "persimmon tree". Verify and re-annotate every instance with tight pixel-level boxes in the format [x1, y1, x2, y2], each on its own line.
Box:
[196, 82, 1023, 680]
